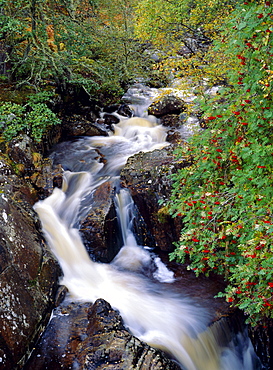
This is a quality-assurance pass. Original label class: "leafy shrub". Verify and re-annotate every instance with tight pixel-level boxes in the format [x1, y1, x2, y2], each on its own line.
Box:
[27, 91, 55, 105]
[0, 100, 60, 142]
[168, 1, 273, 326]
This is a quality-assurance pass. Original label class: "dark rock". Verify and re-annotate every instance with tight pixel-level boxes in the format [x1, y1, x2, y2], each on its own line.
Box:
[62, 115, 109, 138]
[120, 146, 191, 252]
[23, 301, 91, 370]
[161, 114, 188, 144]
[4, 132, 62, 199]
[166, 129, 184, 145]
[103, 104, 133, 118]
[7, 134, 36, 175]
[160, 114, 181, 128]
[77, 299, 181, 370]
[57, 83, 98, 115]
[0, 157, 62, 369]
[54, 285, 68, 307]
[117, 104, 133, 117]
[148, 94, 186, 117]
[98, 103, 134, 129]
[24, 299, 181, 370]
[103, 113, 120, 127]
[248, 324, 273, 370]
[28, 157, 56, 199]
[79, 180, 123, 262]
[35, 124, 62, 155]
[52, 164, 63, 189]
[103, 104, 120, 114]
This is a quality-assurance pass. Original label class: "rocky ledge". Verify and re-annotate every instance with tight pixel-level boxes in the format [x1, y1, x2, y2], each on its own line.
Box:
[120, 145, 189, 252]
[0, 154, 62, 369]
[24, 299, 181, 370]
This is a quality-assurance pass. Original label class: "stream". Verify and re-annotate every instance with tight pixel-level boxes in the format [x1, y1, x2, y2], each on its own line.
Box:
[32, 84, 261, 370]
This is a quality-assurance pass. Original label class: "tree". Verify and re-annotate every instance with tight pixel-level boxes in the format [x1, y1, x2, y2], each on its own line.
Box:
[134, 0, 239, 85]
[0, 0, 148, 104]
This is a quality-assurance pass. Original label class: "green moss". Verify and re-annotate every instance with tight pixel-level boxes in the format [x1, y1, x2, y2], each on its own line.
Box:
[157, 206, 170, 223]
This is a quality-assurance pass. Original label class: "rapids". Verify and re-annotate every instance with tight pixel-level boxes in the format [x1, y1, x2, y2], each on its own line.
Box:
[33, 84, 261, 370]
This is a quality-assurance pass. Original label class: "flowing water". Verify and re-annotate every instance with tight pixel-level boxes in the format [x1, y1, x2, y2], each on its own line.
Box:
[33, 85, 261, 370]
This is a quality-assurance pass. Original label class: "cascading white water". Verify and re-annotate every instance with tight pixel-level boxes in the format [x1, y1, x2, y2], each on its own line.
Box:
[33, 84, 260, 370]
[113, 188, 175, 283]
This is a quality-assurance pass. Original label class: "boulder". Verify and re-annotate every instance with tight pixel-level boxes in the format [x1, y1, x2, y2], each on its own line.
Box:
[24, 299, 181, 370]
[117, 104, 133, 117]
[78, 299, 181, 370]
[101, 104, 133, 130]
[79, 180, 123, 263]
[120, 146, 191, 252]
[166, 129, 184, 145]
[61, 114, 109, 138]
[6, 134, 58, 199]
[160, 114, 181, 128]
[104, 103, 133, 118]
[0, 156, 62, 369]
[29, 157, 57, 199]
[148, 94, 186, 117]
[103, 113, 120, 128]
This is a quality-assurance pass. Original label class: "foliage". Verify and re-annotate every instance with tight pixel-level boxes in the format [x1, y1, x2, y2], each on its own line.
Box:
[167, 0, 273, 327]
[0, 100, 60, 142]
[0, 102, 27, 139]
[0, 0, 150, 103]
[134, 0, 238, 85]
[135, 0, 236, 44]
[27, 90, 55, 105]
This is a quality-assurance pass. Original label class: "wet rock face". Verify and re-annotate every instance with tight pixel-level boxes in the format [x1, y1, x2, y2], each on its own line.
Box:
[120, 146, 190, 252]
[61, 114, 109, 138]
[24, 299, 181, 370]
[160, 114, 181, 128]
[0, 157, 62, 369]
[78, 299, 181, 370]
[79, 180, 123, 263]
[23, 301, 91, 370]
[249, 324, 273, 370]
[103, 103, 133, 118]
[103, 113, 120, 128]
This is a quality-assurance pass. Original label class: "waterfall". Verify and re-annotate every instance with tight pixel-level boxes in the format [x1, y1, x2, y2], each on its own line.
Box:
[113, 188, 175, 283]
[33, 84, 261, 370]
